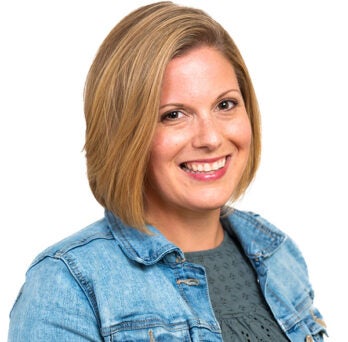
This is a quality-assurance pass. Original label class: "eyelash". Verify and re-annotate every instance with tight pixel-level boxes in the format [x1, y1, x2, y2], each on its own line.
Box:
[160, 99, 238, 122]
[216, 99, 238, 111]
[160, 110, 184, 122]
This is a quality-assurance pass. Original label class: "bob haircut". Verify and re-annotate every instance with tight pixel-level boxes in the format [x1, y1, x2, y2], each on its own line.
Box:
[84, 1, 261, 231]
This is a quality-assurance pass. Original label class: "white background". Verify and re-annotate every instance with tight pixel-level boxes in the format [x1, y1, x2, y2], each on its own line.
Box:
[1, 0, 347, 340]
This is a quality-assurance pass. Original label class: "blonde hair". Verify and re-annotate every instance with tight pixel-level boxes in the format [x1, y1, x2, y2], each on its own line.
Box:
[84, 1, 261, 230]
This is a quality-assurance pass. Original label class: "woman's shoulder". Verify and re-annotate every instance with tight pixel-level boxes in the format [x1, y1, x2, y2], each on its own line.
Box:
[29, 217, 115, 270]
[9, 219, 112, 340]
[227, 209, 287, 236]
[19, 216, 127, 313]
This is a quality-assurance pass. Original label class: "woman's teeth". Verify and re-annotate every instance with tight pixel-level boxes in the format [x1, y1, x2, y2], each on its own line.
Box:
[182, 158, 226, 173]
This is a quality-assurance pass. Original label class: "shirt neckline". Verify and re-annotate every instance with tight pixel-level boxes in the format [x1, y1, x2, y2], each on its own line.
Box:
[184, 230, 229, 258]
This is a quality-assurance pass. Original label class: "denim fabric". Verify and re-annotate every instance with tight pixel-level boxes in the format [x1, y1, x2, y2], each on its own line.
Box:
[8, 209, 326, 341]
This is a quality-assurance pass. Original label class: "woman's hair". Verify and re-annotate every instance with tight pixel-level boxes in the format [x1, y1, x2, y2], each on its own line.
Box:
[84, 1, 261, 230]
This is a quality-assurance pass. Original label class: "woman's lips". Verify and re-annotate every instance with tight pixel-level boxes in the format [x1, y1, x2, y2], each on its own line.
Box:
[180, 156, 227, 173]
[180, 156, 231, 181]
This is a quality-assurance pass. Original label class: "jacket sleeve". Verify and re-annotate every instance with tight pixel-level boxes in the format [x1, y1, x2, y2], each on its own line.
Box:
[8, 256, 103, 341]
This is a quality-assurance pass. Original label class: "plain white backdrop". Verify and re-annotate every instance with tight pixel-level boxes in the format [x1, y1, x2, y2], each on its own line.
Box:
[1, 0, 347, 339]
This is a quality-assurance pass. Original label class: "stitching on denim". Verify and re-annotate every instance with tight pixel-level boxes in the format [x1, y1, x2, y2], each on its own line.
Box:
[233, 210, 285, 240]
[266, 284, 312, 331]
[56, 253, 102, 329]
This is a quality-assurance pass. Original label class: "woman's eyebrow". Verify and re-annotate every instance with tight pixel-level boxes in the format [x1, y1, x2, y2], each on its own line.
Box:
[159, 103, 185, 110]
[216, 88, 242, 100]
[159, 89, 242, 110]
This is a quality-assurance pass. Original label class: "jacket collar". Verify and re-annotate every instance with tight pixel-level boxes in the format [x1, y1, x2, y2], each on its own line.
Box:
[105, 210, 184, 265]
[224, 209, 287, 259]
[105, 209, 287, 264]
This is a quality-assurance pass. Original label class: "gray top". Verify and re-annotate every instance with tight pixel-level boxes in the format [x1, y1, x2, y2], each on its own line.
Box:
[185, 225, 289, 342]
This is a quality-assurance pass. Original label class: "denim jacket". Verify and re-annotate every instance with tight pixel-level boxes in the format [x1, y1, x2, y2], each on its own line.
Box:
[9, 209, 326, 341]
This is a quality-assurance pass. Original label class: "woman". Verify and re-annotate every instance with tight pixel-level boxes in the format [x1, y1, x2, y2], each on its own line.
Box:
[8, 2, 326, 341]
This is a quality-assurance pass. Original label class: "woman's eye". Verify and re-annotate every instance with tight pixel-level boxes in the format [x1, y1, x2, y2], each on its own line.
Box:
[217, 100, 236, 111]
[160, 110, 183, 121]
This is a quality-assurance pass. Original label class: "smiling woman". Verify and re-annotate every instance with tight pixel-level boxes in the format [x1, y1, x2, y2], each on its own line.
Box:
[145, 47, 253, 249]
[8, 2, 326, 341]
[82, 1, 261, 233]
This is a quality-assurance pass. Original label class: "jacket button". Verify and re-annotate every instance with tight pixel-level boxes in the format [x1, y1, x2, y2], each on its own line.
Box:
[305, 335, 314, 342]
[175, 256, 184, 263]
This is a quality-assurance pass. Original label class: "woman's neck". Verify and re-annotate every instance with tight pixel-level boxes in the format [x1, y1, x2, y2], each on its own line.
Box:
[146, 207, 224, 252]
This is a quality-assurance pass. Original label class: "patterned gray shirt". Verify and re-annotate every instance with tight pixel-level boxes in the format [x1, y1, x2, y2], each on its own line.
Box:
[185, 225, 289, 342]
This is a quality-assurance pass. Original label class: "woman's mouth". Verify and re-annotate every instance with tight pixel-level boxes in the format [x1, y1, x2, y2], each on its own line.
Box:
[180, 156, 227, 174]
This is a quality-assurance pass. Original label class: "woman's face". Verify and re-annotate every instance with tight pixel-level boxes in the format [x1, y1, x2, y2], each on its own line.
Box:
[145, 46, 252, 218]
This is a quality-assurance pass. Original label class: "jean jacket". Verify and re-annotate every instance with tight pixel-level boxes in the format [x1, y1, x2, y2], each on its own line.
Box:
[9, 209, 326, 341]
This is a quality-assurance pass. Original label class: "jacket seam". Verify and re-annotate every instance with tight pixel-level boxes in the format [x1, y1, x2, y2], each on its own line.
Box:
[103, 319, 191, 335]
[29, 231, 114, 269]
[233, 211, 282, 236]
[57, 231, 114, 255]
[53, 253, 102, 329]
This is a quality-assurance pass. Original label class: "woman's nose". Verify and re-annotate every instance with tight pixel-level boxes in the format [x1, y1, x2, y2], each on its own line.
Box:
[191, 114, 223, 150]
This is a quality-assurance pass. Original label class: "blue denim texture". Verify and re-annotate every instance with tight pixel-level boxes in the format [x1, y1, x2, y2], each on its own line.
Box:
[8, 209, 326, 341]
